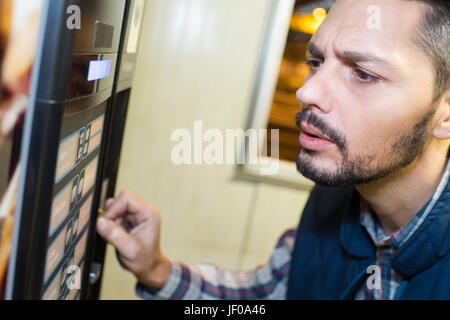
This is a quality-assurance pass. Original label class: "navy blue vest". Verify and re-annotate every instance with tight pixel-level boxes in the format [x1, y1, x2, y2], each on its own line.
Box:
[286, 182, 450, 299]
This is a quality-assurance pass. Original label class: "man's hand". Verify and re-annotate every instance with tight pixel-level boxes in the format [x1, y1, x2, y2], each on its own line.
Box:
[96, 190, 171, 290]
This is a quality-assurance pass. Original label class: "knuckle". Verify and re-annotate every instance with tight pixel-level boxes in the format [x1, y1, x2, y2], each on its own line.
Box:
[153, 211, 162, 223]
[148, 204, 160, 216]
[119, 189, 132, 200]
[125, 190, 135, 198]
[147, 208, 161, 223]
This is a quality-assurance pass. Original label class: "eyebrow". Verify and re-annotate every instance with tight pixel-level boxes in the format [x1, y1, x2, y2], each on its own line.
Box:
[306, 41, 394, 70]
[306, 42, 324, 59]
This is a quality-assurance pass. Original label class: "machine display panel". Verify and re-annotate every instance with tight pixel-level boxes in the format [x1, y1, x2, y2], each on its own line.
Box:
[41, 99, 106, 299]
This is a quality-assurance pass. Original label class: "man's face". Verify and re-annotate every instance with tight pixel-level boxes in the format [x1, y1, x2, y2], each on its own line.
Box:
[295, 0, 438, 187]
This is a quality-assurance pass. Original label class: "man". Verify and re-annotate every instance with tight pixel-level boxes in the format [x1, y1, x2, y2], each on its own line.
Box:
[96, 0, 449, 299]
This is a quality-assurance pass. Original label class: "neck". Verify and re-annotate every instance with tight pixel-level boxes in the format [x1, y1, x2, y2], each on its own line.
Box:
[355, 143, 448, 235]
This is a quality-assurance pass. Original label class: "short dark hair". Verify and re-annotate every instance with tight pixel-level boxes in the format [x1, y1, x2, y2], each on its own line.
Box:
[407, 0, 450, 104]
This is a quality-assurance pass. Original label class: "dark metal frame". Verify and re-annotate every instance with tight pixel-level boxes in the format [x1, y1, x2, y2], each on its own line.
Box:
[6, 0, 131, 299]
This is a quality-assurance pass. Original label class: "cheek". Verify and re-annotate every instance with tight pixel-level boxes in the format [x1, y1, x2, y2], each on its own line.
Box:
[339, 105, 401, 157]
[347, 127, 386, 156]
[330, 72, 432, 157]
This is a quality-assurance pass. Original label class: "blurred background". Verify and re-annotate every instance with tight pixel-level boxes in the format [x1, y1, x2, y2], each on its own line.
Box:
[100, 0, 333, 299]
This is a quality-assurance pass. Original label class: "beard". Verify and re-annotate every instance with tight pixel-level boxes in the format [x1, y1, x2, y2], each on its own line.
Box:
[295, 105, 437, 187]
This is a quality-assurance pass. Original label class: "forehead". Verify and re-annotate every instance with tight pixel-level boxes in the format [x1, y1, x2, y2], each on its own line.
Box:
[312, 0, 427, 60]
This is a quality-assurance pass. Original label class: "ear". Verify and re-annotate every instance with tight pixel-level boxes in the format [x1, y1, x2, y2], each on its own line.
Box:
[432, 88, 450, 140]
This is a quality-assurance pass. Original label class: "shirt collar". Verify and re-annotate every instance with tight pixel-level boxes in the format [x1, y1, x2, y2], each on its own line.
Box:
[360, 158, 450, 250]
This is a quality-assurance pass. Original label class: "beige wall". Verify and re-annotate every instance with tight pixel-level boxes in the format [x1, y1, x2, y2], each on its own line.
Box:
[100, 0, 311, 300]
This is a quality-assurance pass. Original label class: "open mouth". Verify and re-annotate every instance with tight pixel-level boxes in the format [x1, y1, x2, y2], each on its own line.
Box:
[299, 122, 335, 150]
[303, 132, 322, 139]
[301, 122, 333, 142]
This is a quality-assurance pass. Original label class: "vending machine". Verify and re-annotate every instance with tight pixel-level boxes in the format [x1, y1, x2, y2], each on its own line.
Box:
[86, 0, 145, 300]
[0, 0, 140, 300]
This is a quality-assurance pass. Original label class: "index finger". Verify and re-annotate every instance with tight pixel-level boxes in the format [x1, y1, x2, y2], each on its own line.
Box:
[104, 190, 149, 221]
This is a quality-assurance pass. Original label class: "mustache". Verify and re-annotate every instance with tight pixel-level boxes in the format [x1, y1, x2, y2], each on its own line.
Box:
[295, 108, 347, 152]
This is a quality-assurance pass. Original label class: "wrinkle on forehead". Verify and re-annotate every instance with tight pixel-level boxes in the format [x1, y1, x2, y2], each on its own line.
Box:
[316, 0, 427, 46]
[310, 0, 434, 78]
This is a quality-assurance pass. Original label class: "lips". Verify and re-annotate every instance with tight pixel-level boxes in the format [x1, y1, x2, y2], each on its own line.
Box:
[301, 122, 333, 141]
[299, 121, 336, 150]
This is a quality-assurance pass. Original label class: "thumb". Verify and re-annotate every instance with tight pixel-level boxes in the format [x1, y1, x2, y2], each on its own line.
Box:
[96, 217, 138, 260]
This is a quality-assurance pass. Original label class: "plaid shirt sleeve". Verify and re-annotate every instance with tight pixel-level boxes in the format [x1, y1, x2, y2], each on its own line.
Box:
[136, 228, 297, 300]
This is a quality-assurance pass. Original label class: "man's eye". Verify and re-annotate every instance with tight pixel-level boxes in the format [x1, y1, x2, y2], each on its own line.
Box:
[353, 68, 379, 84]
[305, 59, 322, 69]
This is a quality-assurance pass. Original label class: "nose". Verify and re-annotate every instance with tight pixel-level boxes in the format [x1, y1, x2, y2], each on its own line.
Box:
[296, 67, 333, 114]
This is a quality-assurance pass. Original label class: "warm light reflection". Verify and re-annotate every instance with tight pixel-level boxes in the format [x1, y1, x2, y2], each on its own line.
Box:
[290, 8, 327, 35]
[312, 7, 327, 21]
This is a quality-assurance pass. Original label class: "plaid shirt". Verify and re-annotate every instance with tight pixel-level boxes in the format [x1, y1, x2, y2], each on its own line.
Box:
[137, 159, 450, 300]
